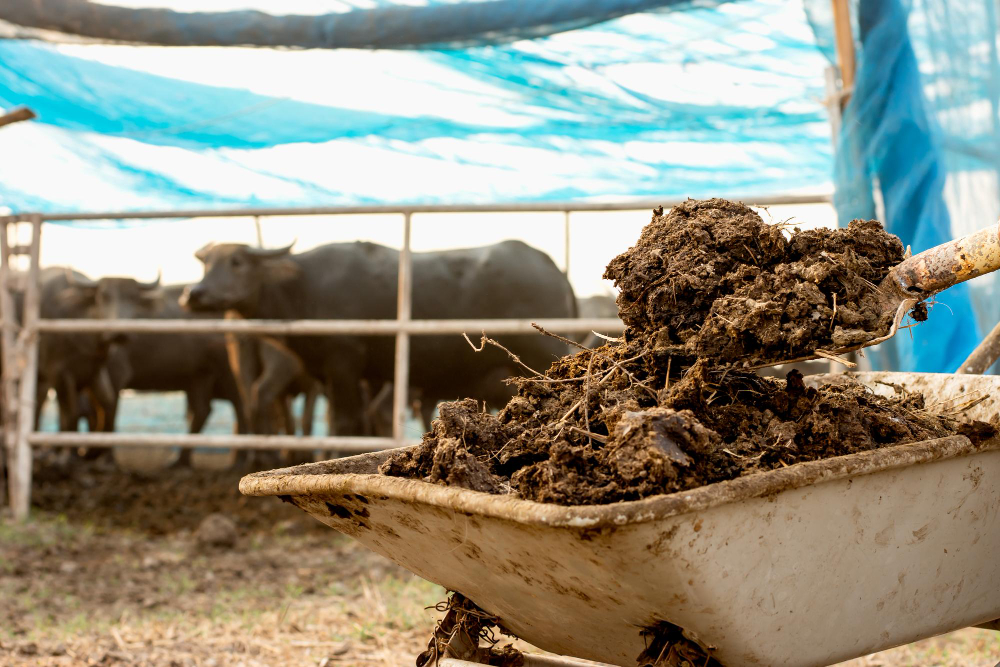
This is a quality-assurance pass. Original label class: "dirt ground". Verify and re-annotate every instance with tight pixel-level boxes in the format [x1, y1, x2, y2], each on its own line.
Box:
[2, 457, 998, 666]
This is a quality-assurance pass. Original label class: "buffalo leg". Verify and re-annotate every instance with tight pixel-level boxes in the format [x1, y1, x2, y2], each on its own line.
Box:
[90, 367, 119, 432]
[250, 350, 302, 435]
[301, 383, 318, 437]
[176, 381, 213, 468]
[56, 377, 79, 433]
[281, 395, 295, 436]
[186, 381, 213, 434]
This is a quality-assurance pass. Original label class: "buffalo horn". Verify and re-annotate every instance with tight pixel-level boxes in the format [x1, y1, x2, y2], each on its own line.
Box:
[246, 241, 295, 258]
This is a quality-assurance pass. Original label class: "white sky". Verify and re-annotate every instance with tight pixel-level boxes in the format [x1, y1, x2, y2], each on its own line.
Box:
[19, 203, 836, 298]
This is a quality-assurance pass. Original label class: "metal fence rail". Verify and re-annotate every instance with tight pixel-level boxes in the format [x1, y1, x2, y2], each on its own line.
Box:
[0, 193, 831, 519]
[33, 317, 624, 335]
[29, 432, 413, 452]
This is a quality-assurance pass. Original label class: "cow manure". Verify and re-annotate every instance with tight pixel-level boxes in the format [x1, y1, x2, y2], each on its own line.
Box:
[416, 593, 520, 666]
[605, 198, 908, 367]
[637, 621, 722, 666]
[380, 198, 997, 508]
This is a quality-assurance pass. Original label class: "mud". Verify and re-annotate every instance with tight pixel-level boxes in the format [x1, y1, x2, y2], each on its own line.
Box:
[380, 199, 997, 506]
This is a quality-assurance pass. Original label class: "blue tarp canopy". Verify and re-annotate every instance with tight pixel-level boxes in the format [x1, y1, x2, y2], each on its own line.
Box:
[0, 0, 997, 373]
[0, 0, 831, 212]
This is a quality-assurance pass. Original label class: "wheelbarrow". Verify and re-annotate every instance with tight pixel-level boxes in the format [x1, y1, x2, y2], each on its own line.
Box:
[240, 371, 1000, 667]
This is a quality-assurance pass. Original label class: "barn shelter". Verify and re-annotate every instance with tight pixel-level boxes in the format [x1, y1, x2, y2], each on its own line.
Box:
[0, 0, 998, 520]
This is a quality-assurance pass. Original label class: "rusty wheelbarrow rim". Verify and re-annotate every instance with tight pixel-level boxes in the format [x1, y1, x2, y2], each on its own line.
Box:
[240, 432, 998, 530]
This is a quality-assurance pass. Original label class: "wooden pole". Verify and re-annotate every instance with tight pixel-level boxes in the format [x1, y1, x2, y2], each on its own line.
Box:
[11, 214, 40, 520]
[831, 0, 857, 103]
[563, 210, 571, 276]
[958, 319, 1000, 374]
[0, 216, 16, 508]
[0, 107, 36, 130]
[392, 212, 412, 445]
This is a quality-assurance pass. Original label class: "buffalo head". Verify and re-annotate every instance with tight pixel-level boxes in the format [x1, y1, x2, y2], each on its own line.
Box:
[59, 272, 162, 344]
[93, 274, 163, 322]
[180, 242, 297, 314]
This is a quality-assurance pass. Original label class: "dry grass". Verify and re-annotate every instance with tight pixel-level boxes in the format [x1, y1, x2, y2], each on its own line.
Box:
[3, 455, 998, 667]
[0, 512, 442, 666]
[836, 628, 1000, 667]
[3, 513, 998, 667]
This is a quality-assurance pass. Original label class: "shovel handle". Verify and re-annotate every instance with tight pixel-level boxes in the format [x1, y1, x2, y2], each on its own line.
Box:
[892, 220, 1000, 297]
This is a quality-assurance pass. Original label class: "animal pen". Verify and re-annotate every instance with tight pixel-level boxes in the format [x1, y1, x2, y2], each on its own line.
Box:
[0, 194, 828, 520]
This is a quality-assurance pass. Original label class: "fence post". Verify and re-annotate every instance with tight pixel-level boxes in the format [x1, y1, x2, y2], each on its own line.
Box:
[254, 215, 263, 248]
[11, 214, 41, 520]
[392, 212, 413, 445]
[0, 215, 14, 508]
[563, 210, 571, 276]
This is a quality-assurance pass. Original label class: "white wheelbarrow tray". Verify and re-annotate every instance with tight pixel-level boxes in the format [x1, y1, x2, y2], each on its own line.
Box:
[240, 372, 1000, 667]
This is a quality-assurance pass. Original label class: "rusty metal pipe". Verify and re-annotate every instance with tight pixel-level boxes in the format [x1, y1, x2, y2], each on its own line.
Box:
[889, 220, 1000, 298]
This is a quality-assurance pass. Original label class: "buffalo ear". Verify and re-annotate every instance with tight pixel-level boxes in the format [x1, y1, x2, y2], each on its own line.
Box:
[55, 285, 97, 309]
[263, 257, 300, 283]
[194, 243, 214, 262]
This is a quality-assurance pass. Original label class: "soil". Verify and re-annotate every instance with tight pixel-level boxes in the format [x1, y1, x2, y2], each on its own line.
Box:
[1, 457, 443, 667]
[3, 460, 996, 666]
[28, 453, 321, 536]
[380, 199, 997, 506]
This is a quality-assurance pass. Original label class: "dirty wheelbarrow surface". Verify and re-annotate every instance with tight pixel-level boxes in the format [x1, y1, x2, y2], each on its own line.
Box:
[240, 372, 1000, 667]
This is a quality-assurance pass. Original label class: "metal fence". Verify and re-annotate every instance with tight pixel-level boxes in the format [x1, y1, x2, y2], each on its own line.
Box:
[0, 193, 830, 519]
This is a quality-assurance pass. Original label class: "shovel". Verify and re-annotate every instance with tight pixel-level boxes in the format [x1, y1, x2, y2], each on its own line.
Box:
[769, 220, 1000, 368]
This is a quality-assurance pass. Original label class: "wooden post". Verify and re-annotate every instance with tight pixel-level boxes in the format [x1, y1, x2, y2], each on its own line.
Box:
[254, 215, 263, 248]
[392, 212, 413, 445]
[831, 0, 856, 103]
[0, 215, 15, 508]
[11, 214, 41, 520]
[0, 107, 36, 130]
[563, 210, 571, 276]
[958, 319, 1000, 374]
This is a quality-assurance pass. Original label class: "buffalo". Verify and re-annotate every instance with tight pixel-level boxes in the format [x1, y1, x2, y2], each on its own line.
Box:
[181, 240, 577, 435]
[64, 277, 249, 443]
[36, 267, 118, 434]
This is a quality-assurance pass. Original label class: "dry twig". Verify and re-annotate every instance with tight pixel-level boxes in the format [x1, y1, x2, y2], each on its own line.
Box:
[531, 323, 589, 350]
[463, 331, 550, 379]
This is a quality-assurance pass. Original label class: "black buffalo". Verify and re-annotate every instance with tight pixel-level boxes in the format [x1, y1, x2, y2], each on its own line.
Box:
[62, 277, 249, 444]
[182, 240, 576, 435]
[36, 267, 118, 433]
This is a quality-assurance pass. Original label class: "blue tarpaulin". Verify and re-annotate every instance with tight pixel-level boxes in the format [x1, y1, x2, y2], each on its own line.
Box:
[0, 0, 997, 372]
[0, 0, 831, 213]
[807, 0, 1000, 373]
